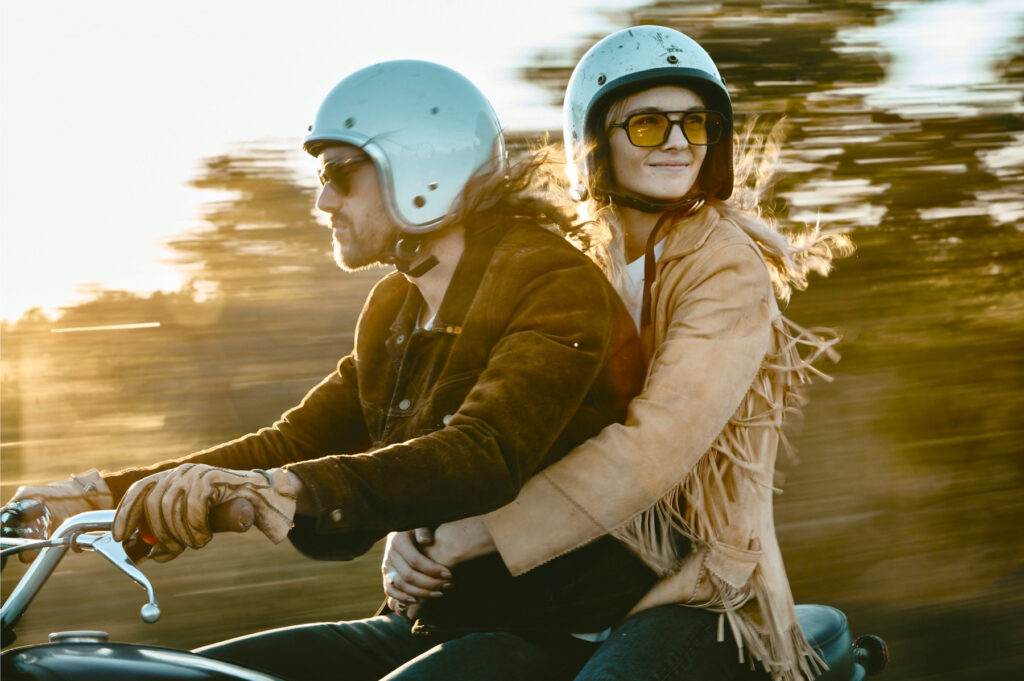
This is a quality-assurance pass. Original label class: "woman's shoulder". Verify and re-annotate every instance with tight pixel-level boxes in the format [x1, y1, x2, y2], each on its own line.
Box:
[666, 205, 768, 273]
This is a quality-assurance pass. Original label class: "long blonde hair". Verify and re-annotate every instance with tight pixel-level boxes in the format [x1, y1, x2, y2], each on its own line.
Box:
[576, 116, 854, 302]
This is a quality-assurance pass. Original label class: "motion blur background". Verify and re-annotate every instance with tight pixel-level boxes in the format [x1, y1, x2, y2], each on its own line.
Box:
[2, 1, 1022, 679]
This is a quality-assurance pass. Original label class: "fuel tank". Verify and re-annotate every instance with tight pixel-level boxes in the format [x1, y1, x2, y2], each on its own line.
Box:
[2, 636, 285, 681]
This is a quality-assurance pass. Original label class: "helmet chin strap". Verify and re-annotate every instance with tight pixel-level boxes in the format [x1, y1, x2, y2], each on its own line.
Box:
[382, 234, 440, 278]
[607, 191, 706, 214]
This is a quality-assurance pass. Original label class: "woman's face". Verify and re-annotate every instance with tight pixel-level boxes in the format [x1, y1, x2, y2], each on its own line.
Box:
[606, 86, 708, 201]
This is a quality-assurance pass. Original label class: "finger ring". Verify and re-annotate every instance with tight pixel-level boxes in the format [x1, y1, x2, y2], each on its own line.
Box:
[396, 602, 407, 613]
[385, 570, 399, 584]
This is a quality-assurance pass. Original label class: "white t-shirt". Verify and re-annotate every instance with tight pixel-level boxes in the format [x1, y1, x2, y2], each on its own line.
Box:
[622, 238, 667, 331]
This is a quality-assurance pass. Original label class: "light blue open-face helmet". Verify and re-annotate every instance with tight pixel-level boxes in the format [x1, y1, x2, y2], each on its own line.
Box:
[305, 60, 507, 234]
[564, 26, 734, 205]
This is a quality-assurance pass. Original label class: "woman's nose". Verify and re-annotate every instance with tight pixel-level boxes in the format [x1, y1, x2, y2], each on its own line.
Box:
[661, 120, 690, 150]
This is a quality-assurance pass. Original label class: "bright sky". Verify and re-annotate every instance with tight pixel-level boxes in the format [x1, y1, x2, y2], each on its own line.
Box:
[4, 0, 1021, 322]
[1, 0, 638, 321]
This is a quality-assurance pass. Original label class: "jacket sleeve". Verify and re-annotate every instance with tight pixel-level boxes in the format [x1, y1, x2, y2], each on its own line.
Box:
[484, 242, 775, 575]
[282, 259, 622, 534]
[103, 355, 370, 502]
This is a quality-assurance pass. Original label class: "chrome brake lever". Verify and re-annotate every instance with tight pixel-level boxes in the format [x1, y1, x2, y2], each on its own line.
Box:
[86, 534, 161, 623]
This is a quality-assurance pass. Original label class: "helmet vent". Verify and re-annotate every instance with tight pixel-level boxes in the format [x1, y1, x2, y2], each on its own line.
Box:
[430, 107, 440, 115]
[667, 55, 679, 64]
[428, 182, 439, 190]
[413, 195, 427, 207]
[345, 117, 355, 128]
[597, 74, 606, 85]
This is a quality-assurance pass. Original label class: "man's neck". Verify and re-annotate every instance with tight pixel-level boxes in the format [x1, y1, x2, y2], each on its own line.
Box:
[404, 226, 466, 324]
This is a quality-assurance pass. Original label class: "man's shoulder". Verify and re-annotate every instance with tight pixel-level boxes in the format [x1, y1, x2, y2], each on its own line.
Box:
[490, 221, 602, 277]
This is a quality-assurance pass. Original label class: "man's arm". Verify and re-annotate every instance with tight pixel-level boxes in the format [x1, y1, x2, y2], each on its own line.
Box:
[103, 355, 370, 503]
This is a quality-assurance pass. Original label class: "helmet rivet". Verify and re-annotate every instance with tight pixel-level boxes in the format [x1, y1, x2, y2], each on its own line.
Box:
[413, 195, 427, 208]
[667, 55, 679, 64]
[344, 117, 355, 128]
[307, 125, 313, 132]
[597, 75, 606, 85]
[428, 182, 439, 191]
[430, 107, 440, 115]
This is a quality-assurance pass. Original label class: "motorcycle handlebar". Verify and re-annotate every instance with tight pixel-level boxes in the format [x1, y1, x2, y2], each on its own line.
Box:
[209, 498, 255, 534]
[124, 498, 254, 561]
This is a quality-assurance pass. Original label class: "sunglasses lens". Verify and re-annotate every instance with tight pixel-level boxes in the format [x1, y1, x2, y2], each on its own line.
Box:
[699, 112, 724, 145]
[627, 114, 671, 147]
[683, 113, 709, 145]
[318, 158, 367, 195]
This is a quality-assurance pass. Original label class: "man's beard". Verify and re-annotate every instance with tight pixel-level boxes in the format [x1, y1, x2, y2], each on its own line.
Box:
[333, 233, 389, 272]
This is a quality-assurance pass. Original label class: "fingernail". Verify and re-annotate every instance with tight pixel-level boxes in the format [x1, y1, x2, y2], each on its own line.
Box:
[441, 582, 453, 590]
[430, 591, 444, 598]
[441, 569, 453, 579]
[404, 596, 417, 604]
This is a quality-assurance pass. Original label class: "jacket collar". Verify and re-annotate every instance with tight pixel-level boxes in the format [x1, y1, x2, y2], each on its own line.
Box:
[658, 204, 720, 266]
[388, 219, 505, 338]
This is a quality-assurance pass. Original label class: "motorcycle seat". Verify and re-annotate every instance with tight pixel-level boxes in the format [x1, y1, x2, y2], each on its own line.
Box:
[795, 604, 863, 681]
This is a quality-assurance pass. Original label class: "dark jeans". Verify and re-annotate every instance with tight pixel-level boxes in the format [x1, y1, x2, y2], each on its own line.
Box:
[574, 604, 740, 681]
[195, 612, 599, 681]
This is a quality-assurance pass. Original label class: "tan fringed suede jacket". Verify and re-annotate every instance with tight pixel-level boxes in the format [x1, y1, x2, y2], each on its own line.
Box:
[484, 205, 837, 681]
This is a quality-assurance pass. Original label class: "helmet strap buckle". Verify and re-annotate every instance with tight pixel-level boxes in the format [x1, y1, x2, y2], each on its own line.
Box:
[389, 235, 440, 277]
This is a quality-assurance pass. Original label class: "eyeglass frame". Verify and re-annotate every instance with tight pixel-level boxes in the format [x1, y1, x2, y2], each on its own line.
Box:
[317, 156, 372, 195]
[607, 109, 726, 147]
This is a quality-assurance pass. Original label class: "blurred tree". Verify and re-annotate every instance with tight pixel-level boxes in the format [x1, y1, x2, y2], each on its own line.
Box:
[167, 146, 333, 305]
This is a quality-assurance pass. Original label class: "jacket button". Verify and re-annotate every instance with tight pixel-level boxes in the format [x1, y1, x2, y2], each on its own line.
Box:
[330, 509, 343, 523]
[442, 414, 453, 425]
[396, 334, 405, 345]
[398, 398, 411, 410]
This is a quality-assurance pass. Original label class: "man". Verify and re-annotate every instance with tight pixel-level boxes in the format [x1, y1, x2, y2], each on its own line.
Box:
[10, 61, 656, 679]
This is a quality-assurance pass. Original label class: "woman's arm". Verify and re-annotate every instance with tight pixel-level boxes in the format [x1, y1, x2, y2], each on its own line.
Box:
[484, 241, 775, 575]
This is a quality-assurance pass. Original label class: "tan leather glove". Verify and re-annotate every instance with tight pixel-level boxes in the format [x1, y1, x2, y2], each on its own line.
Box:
[9, 470, 113, 538]
[111, 463, 297, 562]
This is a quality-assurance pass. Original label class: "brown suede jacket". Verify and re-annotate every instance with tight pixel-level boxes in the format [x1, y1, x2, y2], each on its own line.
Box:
[104, 217, 655, 633]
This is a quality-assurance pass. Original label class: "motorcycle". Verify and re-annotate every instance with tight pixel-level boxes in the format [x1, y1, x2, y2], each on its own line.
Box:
[1, 499, 888, 680]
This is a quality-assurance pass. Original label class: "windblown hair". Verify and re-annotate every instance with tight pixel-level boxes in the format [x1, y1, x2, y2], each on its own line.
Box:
[573, 116, 854, 302]
[446, 140, 581, 238]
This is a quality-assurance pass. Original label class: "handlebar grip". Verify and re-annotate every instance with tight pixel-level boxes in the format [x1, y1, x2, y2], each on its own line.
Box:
[208, 498, 254, 534]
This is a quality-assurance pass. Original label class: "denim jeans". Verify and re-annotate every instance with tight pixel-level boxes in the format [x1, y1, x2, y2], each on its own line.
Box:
[195, 612, 599, 681]
[573, 604, 740, 681]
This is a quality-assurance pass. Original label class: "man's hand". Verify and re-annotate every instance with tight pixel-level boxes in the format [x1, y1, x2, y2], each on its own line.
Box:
[111, 464, 297, 562]
[382, 529, 451, 620]
[9, 470, 113, 544]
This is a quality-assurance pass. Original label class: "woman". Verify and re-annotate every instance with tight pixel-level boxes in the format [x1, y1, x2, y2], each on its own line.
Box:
[383, 26, 851, 681]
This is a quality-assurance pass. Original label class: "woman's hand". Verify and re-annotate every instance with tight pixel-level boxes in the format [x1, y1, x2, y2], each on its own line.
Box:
[382, 528, 452, 620]
[427, 515, 496, 565]
[382, 515, 499, 620]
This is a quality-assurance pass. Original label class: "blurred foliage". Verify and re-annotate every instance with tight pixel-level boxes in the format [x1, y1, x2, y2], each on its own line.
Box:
[2, 1, 1023, 678]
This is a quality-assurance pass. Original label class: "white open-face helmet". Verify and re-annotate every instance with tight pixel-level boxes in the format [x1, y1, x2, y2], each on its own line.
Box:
[564, 26, 734, 203]
[305, 60, 507, 234]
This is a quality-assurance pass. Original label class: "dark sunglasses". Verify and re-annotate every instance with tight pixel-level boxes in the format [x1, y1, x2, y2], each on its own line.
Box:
[318, 156, 371, 195]
[608, 110, 725, 147]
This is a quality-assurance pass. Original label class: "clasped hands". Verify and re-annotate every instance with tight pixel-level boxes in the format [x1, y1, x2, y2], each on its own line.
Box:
[382, 515, 495, 620]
